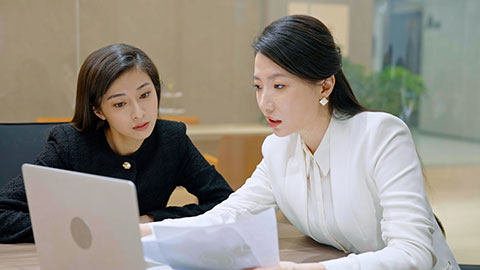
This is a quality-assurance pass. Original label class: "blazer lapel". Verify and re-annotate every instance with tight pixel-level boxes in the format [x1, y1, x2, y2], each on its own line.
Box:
[282, 135, 310, 236]
[329, 117, 369, 250]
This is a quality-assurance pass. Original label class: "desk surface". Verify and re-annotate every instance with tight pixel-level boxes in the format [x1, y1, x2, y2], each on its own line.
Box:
[0, 213, 345, 269]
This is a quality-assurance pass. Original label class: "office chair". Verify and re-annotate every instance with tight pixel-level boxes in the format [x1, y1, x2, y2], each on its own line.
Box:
[0, 122, 63, 189]
[461, 265, 480, 270]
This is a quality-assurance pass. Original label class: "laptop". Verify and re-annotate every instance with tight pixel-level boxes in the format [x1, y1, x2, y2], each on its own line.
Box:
[22, 164, 146, 270]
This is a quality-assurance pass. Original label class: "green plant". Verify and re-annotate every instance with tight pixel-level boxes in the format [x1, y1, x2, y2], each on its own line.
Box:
[343, 59, 426, 123]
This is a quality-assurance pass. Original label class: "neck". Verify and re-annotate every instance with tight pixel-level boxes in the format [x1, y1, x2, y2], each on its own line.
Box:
[300, 110, 332, 154]
[104, 129, 144, 156]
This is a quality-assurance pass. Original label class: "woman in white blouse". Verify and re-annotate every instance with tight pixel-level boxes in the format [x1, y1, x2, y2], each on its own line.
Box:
[141, 15, 459, 270]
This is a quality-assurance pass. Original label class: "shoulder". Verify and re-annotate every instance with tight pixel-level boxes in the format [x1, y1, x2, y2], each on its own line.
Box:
[153, 119, 187, 137]
[47, 124, 83, 143]
[359, 111, 406, 127]
[154, 119, 187, 136]
[261, 133, 298, 158]
[46, 124, 106, 154]
[150, 119, 188, 147]
[334, 111, 409, 137]
[35, 124, 94, 168]
[328, 112, 414, 164]
[336, 112, 416, 168]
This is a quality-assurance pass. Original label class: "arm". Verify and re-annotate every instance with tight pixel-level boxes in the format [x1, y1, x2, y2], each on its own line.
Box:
[321, 116, 436, 269]
[248, 262, 325, 270]
[0, 127, 67, 243]
[146, 133, 233, 221]
[0, 175, 34, 243]
[144, 158, 277, 231]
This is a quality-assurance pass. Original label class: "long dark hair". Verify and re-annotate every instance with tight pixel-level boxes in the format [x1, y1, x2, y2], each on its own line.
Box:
[254, 15, 448, 236]
[253, 15, 366, 118]
[72, 43, 161, 132]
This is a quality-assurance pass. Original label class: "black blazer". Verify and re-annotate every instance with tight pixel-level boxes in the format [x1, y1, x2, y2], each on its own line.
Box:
[0, 120, 233, 243]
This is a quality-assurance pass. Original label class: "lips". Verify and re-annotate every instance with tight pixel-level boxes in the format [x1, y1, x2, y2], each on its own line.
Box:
[133, 122, 149, 131]
[266, 117, 282, 128]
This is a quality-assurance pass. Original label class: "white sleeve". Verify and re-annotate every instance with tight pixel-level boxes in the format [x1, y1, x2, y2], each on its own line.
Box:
[323, 115, 436, 270]
[150, 158, 277, 229]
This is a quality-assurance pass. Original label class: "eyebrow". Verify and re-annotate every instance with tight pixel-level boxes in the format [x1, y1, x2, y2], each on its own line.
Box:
[136, 82, 150, 90]
[106, 82, 152, 100]
[253, 73, 289, 81]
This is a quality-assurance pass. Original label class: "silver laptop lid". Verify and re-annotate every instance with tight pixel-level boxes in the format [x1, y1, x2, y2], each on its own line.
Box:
[22, 164, 145, 270]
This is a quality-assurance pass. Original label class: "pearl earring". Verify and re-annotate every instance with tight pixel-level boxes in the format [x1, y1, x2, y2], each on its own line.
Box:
[319, 97, 329, 106]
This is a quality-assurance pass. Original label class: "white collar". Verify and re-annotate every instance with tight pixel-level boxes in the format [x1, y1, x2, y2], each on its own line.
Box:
[300, 123, 331, 176]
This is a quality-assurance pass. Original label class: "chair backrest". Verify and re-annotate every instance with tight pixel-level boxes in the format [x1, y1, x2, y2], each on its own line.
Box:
[0, 122, 63, 189]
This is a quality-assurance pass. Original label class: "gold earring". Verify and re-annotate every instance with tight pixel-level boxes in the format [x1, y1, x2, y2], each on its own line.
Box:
[319, 97, 328, 106]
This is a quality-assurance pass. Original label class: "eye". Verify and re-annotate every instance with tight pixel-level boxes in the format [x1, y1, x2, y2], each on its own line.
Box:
[252, 84, 262, 90]
[114, 102, 126, 108]
[140, 91, 151, 99]
[274, 84, 285, 89]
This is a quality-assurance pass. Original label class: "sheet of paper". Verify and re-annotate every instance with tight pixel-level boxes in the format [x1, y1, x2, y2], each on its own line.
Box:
[142, 208, 279, 270]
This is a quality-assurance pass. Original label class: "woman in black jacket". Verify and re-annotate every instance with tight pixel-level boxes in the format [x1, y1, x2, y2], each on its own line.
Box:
[0, 43, 233, 243]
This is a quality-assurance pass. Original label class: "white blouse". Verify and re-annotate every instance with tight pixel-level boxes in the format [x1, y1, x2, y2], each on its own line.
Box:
[301, 126, 355, 253]
[151, 112, 459, 270]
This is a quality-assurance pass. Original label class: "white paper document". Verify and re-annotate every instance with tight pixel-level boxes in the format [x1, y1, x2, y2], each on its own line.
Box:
[142, 208, 279, 270]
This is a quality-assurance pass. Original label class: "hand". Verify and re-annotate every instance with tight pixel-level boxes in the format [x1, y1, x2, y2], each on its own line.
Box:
[139, 223, 153, 237]
[139, 214, 154, 223]
[244, 261, 298, 270]
[244, 261, 326, 270]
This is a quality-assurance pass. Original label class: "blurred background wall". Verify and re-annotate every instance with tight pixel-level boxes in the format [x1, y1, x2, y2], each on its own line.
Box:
[0, 0, 263, 124]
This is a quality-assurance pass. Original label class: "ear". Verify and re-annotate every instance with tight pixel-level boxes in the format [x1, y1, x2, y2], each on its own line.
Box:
[92, 106, 106, 121]
[319, 75, 335, 99]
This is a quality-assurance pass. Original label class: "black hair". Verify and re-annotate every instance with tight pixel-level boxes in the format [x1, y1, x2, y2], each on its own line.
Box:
[253, 15, 366, 118]
[72, 43, 161, 132]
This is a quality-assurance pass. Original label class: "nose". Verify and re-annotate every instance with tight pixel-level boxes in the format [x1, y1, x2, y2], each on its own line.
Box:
[257, 88, 274, 115]
[131, 100, 145, 120]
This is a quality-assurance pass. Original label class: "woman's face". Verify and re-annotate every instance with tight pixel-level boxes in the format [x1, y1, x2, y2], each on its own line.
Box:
[253, 53, 327, 138]
[94, 68, 158, 148]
